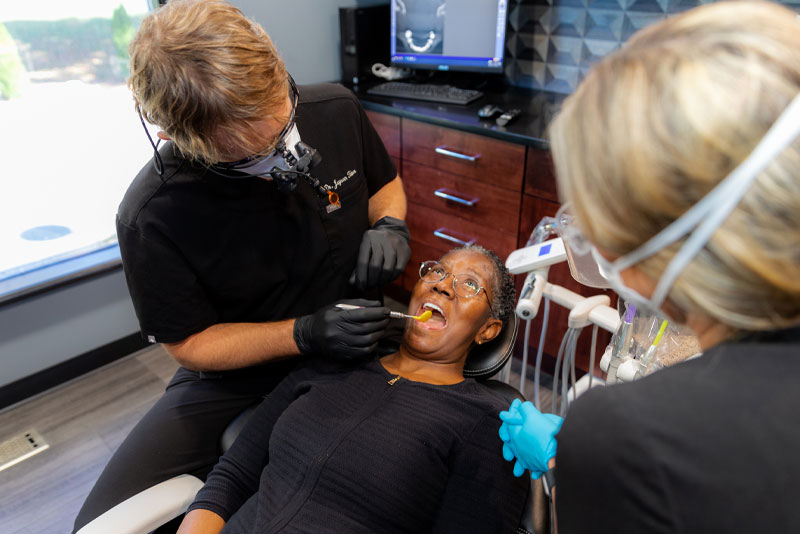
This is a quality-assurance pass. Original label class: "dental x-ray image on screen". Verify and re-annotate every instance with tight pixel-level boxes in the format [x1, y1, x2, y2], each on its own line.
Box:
[395, 0, 446, 55]
[391, 0, 507, 73]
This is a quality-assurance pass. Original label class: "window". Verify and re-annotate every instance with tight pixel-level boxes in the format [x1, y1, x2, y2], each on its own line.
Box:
[0, 1, 155, 302]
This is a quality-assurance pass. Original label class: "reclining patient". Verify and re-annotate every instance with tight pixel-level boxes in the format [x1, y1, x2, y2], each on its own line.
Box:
[178, 245, 528, 533]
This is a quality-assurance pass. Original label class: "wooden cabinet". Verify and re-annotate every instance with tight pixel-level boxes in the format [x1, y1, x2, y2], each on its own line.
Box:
[366, 109, 404, 286]
[524, 148, 558, 202]
[402, 160, 521, 235]
[365, 110, 401, 162]
[399, 119, 524, 291]
[401, 119, 525, 190]
[365, 109, 610, 372]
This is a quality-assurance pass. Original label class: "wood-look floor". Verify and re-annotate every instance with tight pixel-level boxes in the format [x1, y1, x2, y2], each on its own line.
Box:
[0, 345, 179, 534]
[0, 344, 553, 534]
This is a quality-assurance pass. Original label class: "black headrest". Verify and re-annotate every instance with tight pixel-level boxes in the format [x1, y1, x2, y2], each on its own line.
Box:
[463, 314, 519, 380]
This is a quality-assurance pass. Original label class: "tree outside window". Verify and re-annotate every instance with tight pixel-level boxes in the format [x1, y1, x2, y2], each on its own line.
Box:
[0, 2, 154, 295]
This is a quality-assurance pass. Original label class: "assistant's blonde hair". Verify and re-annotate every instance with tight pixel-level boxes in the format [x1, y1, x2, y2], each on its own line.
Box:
[128, 0, 288, 163]
[550, 1, 800, 331]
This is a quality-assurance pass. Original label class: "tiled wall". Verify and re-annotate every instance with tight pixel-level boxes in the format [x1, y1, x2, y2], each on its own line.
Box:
[504, 0, 800, 93]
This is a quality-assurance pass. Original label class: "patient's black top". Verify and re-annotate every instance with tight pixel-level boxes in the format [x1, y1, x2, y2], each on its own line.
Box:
[188, 359, 528, 533]
[556, 327, 800, 533]
[116, 83, 396, 344]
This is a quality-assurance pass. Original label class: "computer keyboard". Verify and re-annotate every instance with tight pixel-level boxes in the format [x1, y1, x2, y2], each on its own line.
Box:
[367, 82, 484, 105]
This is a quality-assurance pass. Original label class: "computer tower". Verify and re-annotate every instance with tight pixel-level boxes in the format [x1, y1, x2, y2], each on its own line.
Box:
[339, 4, 390, 85]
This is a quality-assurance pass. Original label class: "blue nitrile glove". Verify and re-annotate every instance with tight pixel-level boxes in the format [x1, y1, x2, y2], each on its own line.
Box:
[499, 399, 563, 479]
[349, 216, 411, 290]
[293, 299, 390, 361]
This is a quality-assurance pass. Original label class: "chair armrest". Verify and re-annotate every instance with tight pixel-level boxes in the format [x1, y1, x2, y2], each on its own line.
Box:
[76, 474, 204, 534]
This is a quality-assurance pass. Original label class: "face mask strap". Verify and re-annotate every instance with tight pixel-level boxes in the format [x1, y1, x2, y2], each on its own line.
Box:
[592, 247, 655, 311]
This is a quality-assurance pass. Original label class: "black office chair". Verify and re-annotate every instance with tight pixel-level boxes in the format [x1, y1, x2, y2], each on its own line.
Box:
[78, 315, 545, 534]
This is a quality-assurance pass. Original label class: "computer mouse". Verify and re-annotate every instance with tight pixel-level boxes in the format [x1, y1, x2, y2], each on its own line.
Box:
[478, 105, 503, 119]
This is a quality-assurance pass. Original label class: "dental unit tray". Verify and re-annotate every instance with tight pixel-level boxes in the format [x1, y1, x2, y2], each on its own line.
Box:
[506, 238, 567, 275]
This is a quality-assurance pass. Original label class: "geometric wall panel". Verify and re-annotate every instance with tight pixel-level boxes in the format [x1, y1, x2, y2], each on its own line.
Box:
[504, 0, 800, 93]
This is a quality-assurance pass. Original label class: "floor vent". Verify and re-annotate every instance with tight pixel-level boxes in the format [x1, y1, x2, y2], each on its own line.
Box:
[0, 429, 50, 473]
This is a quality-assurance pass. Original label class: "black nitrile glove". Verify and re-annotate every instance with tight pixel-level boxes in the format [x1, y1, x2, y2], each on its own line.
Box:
[349, 216, 411, 290]
[293, 299, 391, 360]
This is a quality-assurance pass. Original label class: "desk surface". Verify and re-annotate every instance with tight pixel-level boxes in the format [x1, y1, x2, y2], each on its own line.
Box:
[349, 83, 566, 150]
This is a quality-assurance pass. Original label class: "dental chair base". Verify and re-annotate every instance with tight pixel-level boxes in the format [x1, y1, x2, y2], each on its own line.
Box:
[75, 474, 203, 534]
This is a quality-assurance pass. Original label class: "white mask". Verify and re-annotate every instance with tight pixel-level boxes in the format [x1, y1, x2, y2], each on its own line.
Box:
[229, 123, 303, 179]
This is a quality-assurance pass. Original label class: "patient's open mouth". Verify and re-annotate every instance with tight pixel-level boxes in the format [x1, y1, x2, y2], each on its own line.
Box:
[420, 302, 447, 329]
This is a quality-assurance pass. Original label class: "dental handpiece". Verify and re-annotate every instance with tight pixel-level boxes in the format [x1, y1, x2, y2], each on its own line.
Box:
[607, 304, 637, 384]
[614, 304, 637, 357]
[335, 303, 432, 322]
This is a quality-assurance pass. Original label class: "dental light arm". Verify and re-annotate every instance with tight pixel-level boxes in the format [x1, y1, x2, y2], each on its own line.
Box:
[508, 235, 619, 332]
[546, 284, 619, 333]
[515, 271, 620, 333]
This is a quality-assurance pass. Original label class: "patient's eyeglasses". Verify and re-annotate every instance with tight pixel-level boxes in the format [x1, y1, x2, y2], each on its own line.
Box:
[419, 260, 494, 316]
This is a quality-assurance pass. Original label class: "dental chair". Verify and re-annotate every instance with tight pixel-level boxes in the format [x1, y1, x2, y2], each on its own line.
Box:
[77, 315, 546, 534]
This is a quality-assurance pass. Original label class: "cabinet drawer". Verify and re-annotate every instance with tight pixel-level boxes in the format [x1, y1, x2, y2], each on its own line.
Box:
[402, 160, 521, 235]
[402, 119, 525, 191]
[406, 203, 517, 262]
[365, 110, 400, 160]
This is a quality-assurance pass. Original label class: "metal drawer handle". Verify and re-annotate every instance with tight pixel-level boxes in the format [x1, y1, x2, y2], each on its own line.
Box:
[434, 146, 481, 162]
[433, 228, 477, 247]
[434, 188, 479, 207]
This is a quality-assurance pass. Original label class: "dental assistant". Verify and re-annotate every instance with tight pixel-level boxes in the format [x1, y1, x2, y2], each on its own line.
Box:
[73, 0, 409, 531]
[500, 2, 800, 532]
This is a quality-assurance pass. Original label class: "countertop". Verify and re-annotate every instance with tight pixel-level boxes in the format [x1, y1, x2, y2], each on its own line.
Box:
[347, 82, 567, 150]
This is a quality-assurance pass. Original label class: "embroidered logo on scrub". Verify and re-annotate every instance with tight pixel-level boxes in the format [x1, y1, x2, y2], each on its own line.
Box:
[323, 170, 356, 213]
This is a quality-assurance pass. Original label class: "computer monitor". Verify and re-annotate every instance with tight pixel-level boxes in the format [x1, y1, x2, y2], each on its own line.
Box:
[390, 0, 507, 73]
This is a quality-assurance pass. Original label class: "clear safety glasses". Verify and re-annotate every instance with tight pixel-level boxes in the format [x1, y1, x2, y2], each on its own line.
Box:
[419, 260, 495, 316]
[556, 204, 609, 289]
[567, 93, 800, 313]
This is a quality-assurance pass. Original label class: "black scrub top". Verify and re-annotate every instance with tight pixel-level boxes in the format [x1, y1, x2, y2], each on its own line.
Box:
[116, 83, 397, 344]
[555, 327, 800, 533]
